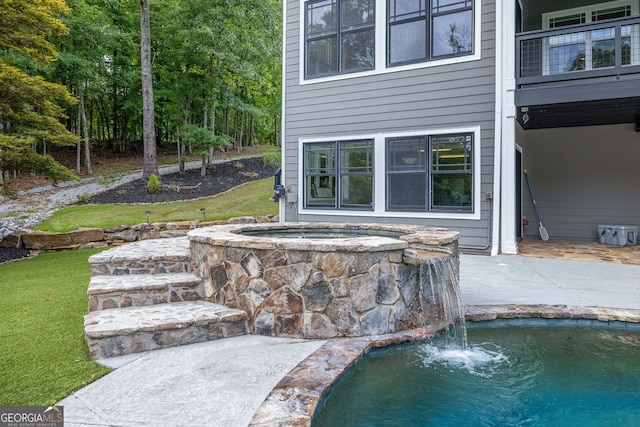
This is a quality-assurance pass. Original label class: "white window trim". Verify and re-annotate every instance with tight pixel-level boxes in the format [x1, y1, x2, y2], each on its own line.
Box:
[298, 126, 481, 220]
[299, 0, 482, 85]
[542, 0, 638, 28]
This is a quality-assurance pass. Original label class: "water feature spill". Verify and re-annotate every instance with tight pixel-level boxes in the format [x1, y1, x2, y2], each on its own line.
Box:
[419, 255, 468, 349]
[417, 255, 508, 376]
[420, 343, 509, 378]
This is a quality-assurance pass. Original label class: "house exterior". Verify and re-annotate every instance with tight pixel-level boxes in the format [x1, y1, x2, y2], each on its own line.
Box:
[279, 0, 640, 254]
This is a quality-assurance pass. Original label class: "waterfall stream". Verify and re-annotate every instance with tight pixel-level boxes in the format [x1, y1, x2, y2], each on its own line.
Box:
[419, 255, 467, 349]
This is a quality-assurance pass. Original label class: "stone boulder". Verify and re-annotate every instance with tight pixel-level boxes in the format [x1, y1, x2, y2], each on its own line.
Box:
[227, 216, 257, 224]
[0, 232, 23, 248]
[22, 228, 104, 250]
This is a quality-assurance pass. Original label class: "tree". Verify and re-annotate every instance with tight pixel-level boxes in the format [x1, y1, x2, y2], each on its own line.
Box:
[140, 0, 158, 179]
[51, 0, 115, 176]
[3, 0, 283, 188]
[178, 124, 231, 176]
[0, 0, 79, 194]
[439, 22, 472, 55]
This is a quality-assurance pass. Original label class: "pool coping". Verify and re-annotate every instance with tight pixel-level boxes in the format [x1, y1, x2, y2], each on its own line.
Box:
[188, 222, 459, 252]
[248, 304, 640, 426]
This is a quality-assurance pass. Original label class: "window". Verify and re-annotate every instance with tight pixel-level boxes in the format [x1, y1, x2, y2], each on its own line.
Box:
[304, 140, 374, 209]
[305, 0, 375, 79]
[431, 134, 473, 209]
[386, 136, 428, 210]
[386, 133, 472, 211]
[387, 0, 473, 66]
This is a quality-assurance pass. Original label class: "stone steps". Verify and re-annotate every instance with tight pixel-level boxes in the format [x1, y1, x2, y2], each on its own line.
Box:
[84, 237, 250, 359]
[84, 301, 248, 359]
[88, 237, 191, 276]
[87, 272, 206, 312]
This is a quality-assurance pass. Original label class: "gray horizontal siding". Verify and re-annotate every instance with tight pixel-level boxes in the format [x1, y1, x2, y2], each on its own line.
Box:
[283, 0, 497, 251]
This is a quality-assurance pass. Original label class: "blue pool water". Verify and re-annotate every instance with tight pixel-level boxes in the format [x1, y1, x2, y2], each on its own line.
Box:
[313, 327, 640, 426]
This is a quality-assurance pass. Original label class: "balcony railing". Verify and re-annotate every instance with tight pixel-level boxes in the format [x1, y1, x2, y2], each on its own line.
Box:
[516, 16, 640, 87]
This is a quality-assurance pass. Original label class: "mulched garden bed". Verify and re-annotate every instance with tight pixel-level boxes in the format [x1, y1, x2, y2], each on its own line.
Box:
[0, 157, 278, 264]
[87, 157, 278, 204]
[0, 247, 31, 264]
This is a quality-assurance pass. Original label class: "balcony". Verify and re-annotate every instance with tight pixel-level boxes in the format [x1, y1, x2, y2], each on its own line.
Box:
[515, 16, 640, 109]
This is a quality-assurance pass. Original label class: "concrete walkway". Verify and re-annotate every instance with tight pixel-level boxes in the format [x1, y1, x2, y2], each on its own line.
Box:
[58, 254, 640, 426]
[461, 254, 640, 309]
[59, 336, 327, 427]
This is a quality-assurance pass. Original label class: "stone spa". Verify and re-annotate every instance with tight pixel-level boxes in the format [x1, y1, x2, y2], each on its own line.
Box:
[188, 222, 460, 339]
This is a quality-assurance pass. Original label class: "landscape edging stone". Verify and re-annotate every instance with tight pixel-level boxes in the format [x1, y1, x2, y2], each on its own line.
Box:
[7, 215, 278, 251]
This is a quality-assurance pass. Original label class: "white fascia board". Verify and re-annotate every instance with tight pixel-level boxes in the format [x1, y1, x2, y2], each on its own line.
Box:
[497, 0, 519, 255]
[279, 0, 288, 222]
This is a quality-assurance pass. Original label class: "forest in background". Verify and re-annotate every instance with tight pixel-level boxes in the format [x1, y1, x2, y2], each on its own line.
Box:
[0, 0, 282, 190]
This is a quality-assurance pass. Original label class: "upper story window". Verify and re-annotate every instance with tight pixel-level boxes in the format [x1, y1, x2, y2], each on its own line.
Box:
[388, 0, 473, 66]
[305, 0, 376, 79]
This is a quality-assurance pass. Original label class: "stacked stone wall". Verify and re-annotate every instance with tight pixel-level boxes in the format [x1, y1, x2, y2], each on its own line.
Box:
[190, 223, 460, 339]
[0, 215, 277, 252]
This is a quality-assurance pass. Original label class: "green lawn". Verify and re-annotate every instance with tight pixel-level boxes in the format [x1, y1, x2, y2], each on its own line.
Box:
[1, 176, 279, 404]
[37, 178, 279, 232]
[0, 249, 111, 405]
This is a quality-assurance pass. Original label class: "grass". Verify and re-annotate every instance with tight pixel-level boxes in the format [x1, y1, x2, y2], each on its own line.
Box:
[98, 177, 122, 185]
[96, 164, 140, 175]
[0, 249, 111, 405]
[262, 151, 281, 168]
[36, 178, 278, 232]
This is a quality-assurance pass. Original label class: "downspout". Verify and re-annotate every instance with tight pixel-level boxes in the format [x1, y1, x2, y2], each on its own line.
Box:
[458, 0, 502, 254]
[461, 196, 494, 252]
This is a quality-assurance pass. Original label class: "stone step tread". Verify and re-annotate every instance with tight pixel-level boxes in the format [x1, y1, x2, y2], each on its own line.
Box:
[88, 273, 203, 295]
[84, 301, 247, 339]
[89, 237, 190, 264]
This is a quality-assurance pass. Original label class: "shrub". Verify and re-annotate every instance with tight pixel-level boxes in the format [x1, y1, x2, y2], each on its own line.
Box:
[77, 192, 90, 203]
[263, 152, 281, 168]
[0, 183, 18, 199]
[146, 174, 161, 194]
[234, 161, 244, 169]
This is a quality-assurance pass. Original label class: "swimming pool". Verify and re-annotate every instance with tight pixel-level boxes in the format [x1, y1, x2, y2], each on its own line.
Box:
[313, 324, 640, 426]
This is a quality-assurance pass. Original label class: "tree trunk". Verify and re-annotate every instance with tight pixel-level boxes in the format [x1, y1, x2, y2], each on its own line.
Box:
[224, 107, 229, 136]
[177, 126, 185, 173]
[203, 103, 210, 166]
[88, 101, 94, 144]
[206, 58, 216, 166]
[249, 114, 254, 147]
[76, 95, 81, 174]
[237, 110, 243, 155]
[100, 100, 111, 146]
[111, 56, 118, 153]
[140, 0, 158, 180]
[200, 156, 207, 177]
[79, 89, 92, 175]
[208, 99, 216, 166]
